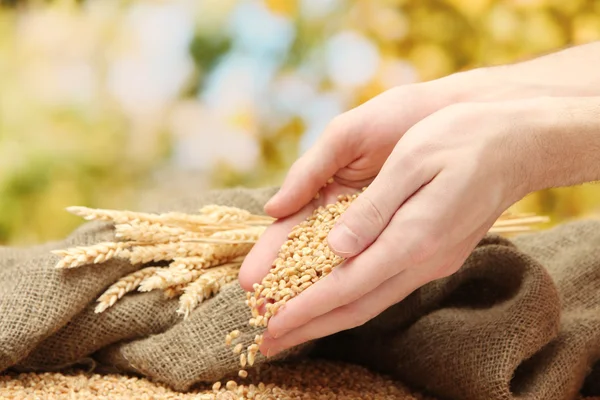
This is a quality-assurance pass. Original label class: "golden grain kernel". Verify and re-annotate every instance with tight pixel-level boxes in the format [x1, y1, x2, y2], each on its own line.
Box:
[240, 353, 247, 368]
[225, 381, 237, 391]
[233, 344, 243, 354]
[212, 381, 222, 391]
[248, 352, 256, 366]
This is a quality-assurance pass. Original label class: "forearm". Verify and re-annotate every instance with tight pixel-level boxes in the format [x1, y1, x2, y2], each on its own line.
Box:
[491, 42, 600, 92]
[438, 42, 600, 103]
[521, 96, 600, 193]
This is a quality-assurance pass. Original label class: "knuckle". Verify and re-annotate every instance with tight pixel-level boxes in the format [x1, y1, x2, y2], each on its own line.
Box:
[326, 114, 349, 136]
[352, 196, 386, 231]
[327, 268, 356, 304]
[397, 229, 441, 266]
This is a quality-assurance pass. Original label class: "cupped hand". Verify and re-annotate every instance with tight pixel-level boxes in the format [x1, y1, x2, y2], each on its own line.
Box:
[239, 64, 599, 358]
[238, 78, 470, 291]
[241, 96, 543, 357]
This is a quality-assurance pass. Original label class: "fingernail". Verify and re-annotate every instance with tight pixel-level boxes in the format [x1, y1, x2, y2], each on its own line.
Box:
[267, 347, 280, 358]
[327, 222, 359, 255]
[264, 191, 280, 210]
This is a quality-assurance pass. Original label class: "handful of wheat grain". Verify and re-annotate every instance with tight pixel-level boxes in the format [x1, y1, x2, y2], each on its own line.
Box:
[226, 189, 550, 379]
[52, 205, 274, 317]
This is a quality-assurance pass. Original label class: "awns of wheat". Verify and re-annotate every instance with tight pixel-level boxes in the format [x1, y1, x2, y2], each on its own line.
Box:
[52, 200, 548, 319]
[52, 205, 273, 317]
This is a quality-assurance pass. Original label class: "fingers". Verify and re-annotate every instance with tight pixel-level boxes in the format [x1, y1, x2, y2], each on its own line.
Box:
[238, 205, 314, 291]
[266, 178, 450, 339]
[260, 264, 426, 357]
[264, 114, 361, 219]
[327, 145, 440, 257]
[261, 221, 492, 357]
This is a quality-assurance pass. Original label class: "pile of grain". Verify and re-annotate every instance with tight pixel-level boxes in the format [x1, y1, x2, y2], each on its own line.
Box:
[0, 361, 432, 400]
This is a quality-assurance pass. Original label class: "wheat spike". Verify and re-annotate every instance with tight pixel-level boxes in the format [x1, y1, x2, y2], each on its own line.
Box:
[198, 205, 274, 224]
[163, 284, 187, 299]
[114, 221, 188, 243]
[177, 263, 241, 319]
[138, 255, 245, 292]
[120, 242, 212, 265]
[53, 242, 128, 269]
[67, 206, 258, 230]
[138, 268, 205, 292]
[183, 226, 266, 244]
[66, 206, 165, 225]
[95, 266, 160, 313]
[198, 205, 252, 223]
[123, 242, 253, 265]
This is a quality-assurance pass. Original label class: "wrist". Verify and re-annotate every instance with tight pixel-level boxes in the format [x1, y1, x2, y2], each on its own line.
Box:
[420, 67, 493, 110]
[505, 96, 600, 194]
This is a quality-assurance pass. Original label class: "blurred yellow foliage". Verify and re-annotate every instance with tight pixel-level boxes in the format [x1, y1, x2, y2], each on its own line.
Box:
[0, 0, 599, 244]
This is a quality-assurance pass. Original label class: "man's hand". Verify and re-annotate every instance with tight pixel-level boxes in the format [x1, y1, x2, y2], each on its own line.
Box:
[239, 43, 600, 358]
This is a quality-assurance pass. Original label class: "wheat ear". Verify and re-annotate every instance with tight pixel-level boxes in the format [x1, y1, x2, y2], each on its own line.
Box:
[138, 255, 246, 292]
[95, 266, 160, 313]
[177, 263, 241, 319]
[52, 242, 128, 269]
[114, 221, 188, 243]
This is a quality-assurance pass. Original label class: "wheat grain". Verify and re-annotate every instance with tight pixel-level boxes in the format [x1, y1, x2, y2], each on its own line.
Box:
[163, 284, 186, 299]
[0, 361, 433, 399]
[247, 194, 354, 329]
[95, 267, 160, 313]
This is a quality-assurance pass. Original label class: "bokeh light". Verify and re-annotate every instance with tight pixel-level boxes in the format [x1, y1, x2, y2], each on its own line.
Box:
[1, 0, 599, 245]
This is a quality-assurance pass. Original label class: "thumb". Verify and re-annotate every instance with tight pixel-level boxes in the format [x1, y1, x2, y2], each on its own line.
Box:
[327, 154, 437, 257]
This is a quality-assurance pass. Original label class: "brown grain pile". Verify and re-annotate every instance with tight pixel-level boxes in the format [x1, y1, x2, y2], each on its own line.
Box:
[0, 361, 432, 400]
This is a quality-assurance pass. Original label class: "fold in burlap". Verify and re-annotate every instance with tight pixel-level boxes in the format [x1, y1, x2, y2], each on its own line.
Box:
[316, 222, 600, 400]
[0, 187, 288, 390]
[1, 186, 600, 399]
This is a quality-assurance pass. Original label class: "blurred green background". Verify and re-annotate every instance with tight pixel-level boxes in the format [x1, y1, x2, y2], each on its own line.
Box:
[1, 0, 599, 245]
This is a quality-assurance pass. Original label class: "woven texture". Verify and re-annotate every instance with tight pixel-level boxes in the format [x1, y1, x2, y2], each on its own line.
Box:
[0, 187, 292, 391]
[1, 186, 600, 399]
[316, 223, 600, 400]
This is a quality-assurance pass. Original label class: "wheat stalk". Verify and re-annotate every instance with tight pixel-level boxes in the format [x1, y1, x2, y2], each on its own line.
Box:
[95, 266, 160, 313]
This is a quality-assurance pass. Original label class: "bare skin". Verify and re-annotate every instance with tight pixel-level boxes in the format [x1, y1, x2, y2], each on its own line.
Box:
[238, 42, 600, 357]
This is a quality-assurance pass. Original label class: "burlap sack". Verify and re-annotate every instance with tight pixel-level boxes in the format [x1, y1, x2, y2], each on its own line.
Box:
[3, 185, 600, 399]
[0, 187, 292, 388]
[316, 222, 600, 400]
